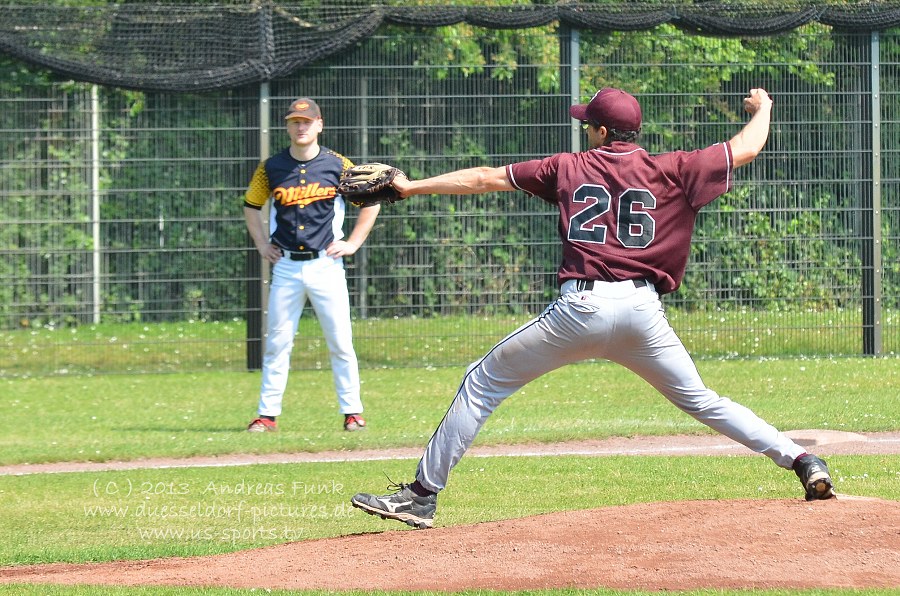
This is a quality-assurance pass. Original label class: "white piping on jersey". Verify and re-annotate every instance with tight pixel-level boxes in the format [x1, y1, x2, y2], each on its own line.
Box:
[721, 142, 733, 192]
[506, 163, 525, 192]
[588, 146, 647, 157]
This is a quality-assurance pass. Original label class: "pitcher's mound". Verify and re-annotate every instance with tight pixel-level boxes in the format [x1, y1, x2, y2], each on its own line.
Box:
[2, 497, 898, 591]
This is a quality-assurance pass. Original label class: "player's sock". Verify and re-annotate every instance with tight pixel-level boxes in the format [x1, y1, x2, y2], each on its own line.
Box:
[410, 480, 436, 497]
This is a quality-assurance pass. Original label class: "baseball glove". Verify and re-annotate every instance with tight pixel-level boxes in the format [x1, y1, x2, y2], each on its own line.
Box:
[338, 163, 406, 207]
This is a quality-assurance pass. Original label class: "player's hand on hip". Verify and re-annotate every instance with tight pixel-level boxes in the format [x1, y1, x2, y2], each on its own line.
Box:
[325, 240, 358, 258]
[743, 88, 772, 115]
[259, 243, 283, 264]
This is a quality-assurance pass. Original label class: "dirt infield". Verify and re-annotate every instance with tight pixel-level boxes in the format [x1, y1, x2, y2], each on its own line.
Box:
[1, 430, 899, 591]
[3, 498, 897, 591]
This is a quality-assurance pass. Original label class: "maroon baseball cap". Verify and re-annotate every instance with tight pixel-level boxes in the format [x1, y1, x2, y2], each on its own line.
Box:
[569, 88, 642, 131]
[284, 97, 321, 120]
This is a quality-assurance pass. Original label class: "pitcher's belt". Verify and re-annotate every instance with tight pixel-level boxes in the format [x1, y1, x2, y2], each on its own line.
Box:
[575, 279, 649, 291]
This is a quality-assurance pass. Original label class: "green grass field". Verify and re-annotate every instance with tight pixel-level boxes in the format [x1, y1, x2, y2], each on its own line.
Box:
[2, 358, 898, 465]
[2, 307, 898, 376]
[1, 358, 898, 595]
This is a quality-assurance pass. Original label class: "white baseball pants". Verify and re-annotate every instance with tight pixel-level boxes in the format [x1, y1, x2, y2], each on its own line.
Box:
[416, 279, 806, 492]
[257, 254, 362, 417]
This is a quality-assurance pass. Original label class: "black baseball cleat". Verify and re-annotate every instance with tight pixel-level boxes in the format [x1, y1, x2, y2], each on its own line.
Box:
[351, 481, 437, 529]
[793, 453, 835, 501]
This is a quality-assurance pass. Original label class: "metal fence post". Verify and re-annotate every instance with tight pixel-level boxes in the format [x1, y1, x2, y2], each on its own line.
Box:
[246, 82, 272, 370]
[863, 31, 884, 355]
[560, 25, 581, 153]
[91, 84, 101, 324]
[357, 75, 369, 319]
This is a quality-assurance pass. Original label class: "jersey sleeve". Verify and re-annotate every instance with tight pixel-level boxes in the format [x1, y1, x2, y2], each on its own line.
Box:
[333, 152, 367, 209]
[678, 142, 734, 210]
[507, 156, 561, 204]
[339, 153, 355, 174]
[244, 162, 270, 210]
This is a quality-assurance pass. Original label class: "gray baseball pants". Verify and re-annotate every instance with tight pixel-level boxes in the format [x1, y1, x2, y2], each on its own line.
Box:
[416, 279, 806, 492]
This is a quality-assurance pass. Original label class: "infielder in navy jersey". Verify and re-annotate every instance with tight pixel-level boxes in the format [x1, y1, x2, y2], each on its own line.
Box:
[351, 87, 834, 529]
[244, 98, 380, 433]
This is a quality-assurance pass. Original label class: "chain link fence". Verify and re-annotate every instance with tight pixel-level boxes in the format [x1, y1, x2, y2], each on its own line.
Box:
[1, 25, 898, 376]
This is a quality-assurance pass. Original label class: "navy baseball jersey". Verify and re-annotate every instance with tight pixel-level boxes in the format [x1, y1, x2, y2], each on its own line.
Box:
[244, 146, 355, 252]
[507, 140, 733, 294]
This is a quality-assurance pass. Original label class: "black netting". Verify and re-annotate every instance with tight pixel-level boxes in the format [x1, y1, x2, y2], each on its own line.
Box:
[384, 7, 468, 26]
[3, 1, 900, 92]
[821, 5, 900, 30]
[559, 6, 672, 31]
[466, 6, 557, 29]
[676, 7, 823, 36]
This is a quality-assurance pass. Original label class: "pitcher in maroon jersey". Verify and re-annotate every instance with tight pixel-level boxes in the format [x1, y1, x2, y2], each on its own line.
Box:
[350, 87, 834, 530]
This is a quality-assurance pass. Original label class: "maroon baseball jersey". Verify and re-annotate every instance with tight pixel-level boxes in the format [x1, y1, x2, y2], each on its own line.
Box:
[507, 140, 734, 294]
